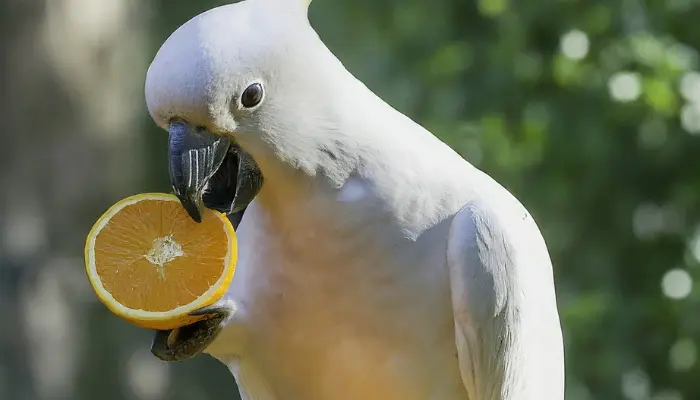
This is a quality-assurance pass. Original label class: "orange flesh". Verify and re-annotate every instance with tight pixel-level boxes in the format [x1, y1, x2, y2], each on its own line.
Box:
[93, 200, 228, 312]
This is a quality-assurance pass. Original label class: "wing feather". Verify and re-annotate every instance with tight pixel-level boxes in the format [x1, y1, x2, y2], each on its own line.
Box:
[447, 195, 564, 400]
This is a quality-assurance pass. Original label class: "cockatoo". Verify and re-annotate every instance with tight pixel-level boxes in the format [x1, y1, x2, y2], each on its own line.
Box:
[145, 0, 565, 399]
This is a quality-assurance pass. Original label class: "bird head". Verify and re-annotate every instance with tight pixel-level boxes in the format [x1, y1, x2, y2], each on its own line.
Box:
[146, 0, 332, 363]
[145, 0, 325, 222]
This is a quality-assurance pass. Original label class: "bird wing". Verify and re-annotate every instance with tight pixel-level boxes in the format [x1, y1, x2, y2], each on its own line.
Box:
[446, 190, 564, 400]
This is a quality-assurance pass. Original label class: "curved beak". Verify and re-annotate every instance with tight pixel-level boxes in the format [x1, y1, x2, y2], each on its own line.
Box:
[168, 121, 263, 222]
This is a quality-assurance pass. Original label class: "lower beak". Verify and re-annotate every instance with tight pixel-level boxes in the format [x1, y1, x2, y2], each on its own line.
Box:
[168, 121, 264, 222]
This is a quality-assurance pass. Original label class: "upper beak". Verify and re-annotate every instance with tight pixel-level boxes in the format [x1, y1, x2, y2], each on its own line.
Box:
[168, 120, 264, 222]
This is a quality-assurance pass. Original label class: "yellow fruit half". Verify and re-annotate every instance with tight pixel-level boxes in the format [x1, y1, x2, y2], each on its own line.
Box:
[84, 193, 236, 330]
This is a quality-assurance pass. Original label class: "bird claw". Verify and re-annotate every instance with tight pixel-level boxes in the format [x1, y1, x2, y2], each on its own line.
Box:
[150, 299, 236, 363]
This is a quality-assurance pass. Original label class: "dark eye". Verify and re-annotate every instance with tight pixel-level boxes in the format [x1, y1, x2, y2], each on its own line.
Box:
[240, 82, 264, 108]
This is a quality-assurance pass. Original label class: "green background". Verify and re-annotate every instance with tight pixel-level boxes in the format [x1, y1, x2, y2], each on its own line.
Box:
[2, 0, 700, 399]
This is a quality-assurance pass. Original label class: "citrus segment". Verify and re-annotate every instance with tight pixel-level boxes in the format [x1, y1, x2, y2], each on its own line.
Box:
[85, 193, 237, 330]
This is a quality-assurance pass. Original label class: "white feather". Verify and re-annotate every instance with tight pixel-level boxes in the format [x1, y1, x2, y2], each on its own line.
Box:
[145, 0, 565, 398]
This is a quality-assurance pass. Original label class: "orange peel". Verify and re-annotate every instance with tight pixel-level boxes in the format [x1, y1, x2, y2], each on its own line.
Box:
[84, 193, 236, 330]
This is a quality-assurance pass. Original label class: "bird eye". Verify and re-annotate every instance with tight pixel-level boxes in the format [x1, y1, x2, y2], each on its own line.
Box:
[240, 82, 264, 108]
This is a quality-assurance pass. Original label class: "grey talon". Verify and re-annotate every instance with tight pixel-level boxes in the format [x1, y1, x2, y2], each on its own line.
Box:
[150, 313, 227, 363]
[150, 300, 236, 362]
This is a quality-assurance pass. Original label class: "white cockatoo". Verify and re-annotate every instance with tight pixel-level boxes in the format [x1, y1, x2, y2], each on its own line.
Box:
[145, 0, 565, 399]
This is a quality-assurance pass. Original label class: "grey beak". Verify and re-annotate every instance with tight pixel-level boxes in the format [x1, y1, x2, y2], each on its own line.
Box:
[168, 121, 263, 222]
[168, 121, 230, 222]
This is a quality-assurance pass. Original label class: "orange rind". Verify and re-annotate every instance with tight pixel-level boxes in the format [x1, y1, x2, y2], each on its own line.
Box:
[84, 193, 236, 330]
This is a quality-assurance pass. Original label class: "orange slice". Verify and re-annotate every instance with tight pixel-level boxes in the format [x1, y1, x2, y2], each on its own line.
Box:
[84, 193, 236, 330]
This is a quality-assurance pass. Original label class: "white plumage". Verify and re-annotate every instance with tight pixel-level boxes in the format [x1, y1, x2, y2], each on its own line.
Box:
[145, 0, 565, 399]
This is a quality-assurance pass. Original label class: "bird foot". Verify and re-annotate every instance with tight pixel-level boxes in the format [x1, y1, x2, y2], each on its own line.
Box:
[150, 299, 236, 362]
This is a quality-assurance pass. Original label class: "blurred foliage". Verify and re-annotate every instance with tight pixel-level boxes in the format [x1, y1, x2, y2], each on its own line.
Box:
[3, 0, 700, 399]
